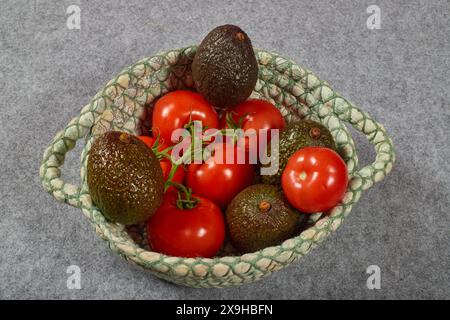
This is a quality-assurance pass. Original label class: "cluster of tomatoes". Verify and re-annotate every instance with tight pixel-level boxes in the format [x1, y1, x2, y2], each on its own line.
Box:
[138, 90, 348, 258]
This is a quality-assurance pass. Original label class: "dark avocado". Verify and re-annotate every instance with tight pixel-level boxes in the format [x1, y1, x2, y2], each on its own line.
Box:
[226, 184, 306, 253]
[261, 119, 338, 185]
[87, 131, 164, 225]
[192, 24, 258, 109]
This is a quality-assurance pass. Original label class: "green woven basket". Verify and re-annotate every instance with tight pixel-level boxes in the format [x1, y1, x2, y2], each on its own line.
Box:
[40, 46, 394, 288]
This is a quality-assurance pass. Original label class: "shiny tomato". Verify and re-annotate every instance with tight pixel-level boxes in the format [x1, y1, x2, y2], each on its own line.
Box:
[152, 90, 219, 146]
[219, 99, 285, 153]
[186, 142, 255, 209]
[281, 147, 348, 213]
[147, 192, 225, 258]
[138, 136, 185, 190]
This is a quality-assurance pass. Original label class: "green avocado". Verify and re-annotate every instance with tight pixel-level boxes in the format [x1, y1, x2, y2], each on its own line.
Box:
[226, 184, 306, 253]
[192, 24, 258, 109]
[87, 131, 164, 225]
[261, 119, 338, 185]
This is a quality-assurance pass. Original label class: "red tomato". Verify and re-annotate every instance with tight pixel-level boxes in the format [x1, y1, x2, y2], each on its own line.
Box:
[281, 147, 348, 213]
[219, 99, 285, 153]
[138, 136, 185, 190]
[186, 142, 255, 209]
[147, 192, 225, 258]
[152, 90, 219, 146]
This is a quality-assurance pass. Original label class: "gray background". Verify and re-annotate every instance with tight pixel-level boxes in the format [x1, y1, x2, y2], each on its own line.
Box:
[0, 0, 449, 300]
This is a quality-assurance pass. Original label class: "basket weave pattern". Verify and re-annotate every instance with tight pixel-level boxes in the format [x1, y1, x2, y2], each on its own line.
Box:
[40, 46, 394, 288]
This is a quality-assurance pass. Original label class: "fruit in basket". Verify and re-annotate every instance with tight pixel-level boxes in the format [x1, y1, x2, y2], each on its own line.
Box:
[219, 99, 286, 154]
[186, 142, 255, 209]
[192, 24, 258, 109]
[226, 184, 306, 253]
[151, 90, 218, 146]
[87, 131, 164, 225]
[282, 147, 348, 213]
[147, 189, 225, 258]
[261, 119, 337, 185]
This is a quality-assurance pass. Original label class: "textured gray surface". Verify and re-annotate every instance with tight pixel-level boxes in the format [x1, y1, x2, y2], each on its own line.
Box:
[1, 0, 449, 299]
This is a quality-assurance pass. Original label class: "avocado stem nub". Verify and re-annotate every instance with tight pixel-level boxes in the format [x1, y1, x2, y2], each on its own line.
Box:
[236, 32, 245, 41]
[119, 132, 131, 143]
[309, 127, 321, 139]
[259, 201, 271, 213]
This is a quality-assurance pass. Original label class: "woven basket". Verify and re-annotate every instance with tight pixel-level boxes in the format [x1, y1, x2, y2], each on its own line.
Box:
[40, 46, 394, 288]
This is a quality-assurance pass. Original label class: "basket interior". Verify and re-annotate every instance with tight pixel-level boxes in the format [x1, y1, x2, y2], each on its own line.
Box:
[79, 47, 359, 261]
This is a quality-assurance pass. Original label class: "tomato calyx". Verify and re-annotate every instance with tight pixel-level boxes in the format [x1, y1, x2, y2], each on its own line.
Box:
[173, 117, 233, 165]
[298, 171, 308, 180]
[167, 181, 199, 210]
[146, 133, 173, 161]
[222, 111, 257, 146]
[224, 111, 248, 130]
[183, 118, 212, 148]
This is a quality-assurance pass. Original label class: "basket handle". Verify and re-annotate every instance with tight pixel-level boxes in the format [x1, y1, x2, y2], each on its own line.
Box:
[40, 107, 94, 209]
[333, 98, 395, 191]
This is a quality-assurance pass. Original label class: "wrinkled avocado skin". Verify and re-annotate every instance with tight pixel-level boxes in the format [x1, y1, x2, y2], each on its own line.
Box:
[87, 131, 164, 225]
[262, 119, 338, 185]
[192, 24, 258, 109]
[226, 184, 307, 253]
